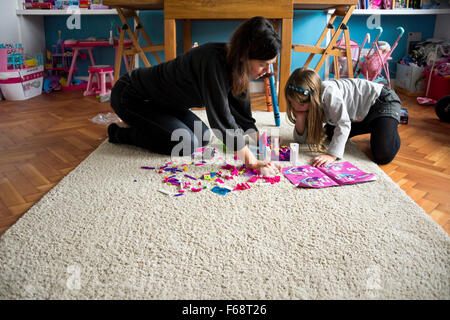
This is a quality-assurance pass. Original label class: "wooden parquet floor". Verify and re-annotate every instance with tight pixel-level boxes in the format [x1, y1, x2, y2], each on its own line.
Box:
[0, 90, 449, 236]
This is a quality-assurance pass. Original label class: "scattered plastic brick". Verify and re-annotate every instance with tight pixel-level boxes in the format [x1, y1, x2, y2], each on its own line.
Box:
[144, 145, 286, 199]
[158, 189, 172, 195]
[211, 186, 231, 195]
[233, 183, 251, 191]
[262, 176, 281, 184]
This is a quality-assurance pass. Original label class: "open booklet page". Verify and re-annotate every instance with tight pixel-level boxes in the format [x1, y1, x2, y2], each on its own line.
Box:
[282, 161, 376, 188]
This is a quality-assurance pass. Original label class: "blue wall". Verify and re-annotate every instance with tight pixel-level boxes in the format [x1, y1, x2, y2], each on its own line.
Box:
[44, 14, 127, 76]
[44, 11, 436, 80]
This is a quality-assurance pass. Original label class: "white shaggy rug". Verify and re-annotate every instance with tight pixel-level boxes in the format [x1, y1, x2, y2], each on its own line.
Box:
[0, 111, 448, 300]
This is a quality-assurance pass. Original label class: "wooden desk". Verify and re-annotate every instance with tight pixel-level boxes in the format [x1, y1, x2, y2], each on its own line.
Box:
[103, 0, 356, 11]
[104, 0, 357, 111]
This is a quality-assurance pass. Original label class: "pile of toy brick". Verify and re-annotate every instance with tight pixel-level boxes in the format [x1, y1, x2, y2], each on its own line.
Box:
[141, 145, 292, 197]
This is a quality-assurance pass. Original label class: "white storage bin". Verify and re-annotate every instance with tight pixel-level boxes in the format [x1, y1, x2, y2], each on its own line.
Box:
[0, 65, 44, 101]
[395, 63, 425, 95]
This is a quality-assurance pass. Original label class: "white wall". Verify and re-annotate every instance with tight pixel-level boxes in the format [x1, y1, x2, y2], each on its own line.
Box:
[18, 15, 46, 54]
[0, 0, 45, 54]
[0, 1, 21, 45]
[433, 14, 450, 40]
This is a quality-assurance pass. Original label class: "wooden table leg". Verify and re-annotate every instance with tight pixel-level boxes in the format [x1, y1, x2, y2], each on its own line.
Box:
[164, 18, 177, 61]
[278, 18, 293, 113]
[183, 20, 192, 53]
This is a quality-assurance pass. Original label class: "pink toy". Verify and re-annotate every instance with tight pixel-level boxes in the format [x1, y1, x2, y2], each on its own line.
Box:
[84, 65, 114, 97]
[357, 26, 404, 88]
[282, 161, 376, 188]
[0, 43, 44, 101]
[64, 38, 132, 91]
[370, 0, 382, 9]
[233, 183, 251, 191]
[331, 38, 361, 78]
[262, 176, 281, 184]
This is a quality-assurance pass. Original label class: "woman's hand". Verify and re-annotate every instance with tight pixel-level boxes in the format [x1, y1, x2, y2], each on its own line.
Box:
[311, 154, 337, 167]
[247, 160, 281, 176]
[236, 146, 281, 176]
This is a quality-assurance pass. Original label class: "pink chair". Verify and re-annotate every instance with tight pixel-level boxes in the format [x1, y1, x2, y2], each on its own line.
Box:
[84, 65, 114, 97]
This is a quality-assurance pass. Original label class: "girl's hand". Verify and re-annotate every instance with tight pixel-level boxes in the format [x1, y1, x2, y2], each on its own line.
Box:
[311, 154, 337, 167]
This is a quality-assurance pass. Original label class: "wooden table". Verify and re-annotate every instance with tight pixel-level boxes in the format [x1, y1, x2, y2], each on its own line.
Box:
[103, 0, 357, 111]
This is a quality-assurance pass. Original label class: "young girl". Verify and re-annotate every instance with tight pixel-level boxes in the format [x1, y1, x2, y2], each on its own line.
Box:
[285, 68, 401, 166]
[108, 16, 281, 175]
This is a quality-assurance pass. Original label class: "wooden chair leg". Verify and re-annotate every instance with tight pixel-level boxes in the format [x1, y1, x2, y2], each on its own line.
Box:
[303, 13, 338, 69]
[314, 5, 356, 73]
[133, 10, 162, 64]
[116, 8, 151, 68]
[333, 56, 340, 79]
[114, 27, 125, 82]
[344, 27, 353, 78]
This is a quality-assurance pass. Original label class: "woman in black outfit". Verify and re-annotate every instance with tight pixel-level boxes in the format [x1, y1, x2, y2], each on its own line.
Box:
[108, 16, 281, 175]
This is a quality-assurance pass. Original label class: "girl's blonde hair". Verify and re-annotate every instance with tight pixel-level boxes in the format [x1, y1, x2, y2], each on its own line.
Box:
[284, 68, 326, 153]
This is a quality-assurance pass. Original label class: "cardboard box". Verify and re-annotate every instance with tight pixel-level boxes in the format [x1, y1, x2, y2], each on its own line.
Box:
[395, 63, 425, 95]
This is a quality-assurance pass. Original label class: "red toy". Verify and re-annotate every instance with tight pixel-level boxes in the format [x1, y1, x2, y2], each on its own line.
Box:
[79, 0, 90, 9]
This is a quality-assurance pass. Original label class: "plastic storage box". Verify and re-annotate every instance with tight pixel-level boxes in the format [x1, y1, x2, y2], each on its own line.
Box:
[0, 45, 44, 100]
[0, 65, 44, 100]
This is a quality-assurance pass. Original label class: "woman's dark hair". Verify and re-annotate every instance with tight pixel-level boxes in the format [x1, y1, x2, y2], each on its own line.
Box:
[227, 16, 281, 96]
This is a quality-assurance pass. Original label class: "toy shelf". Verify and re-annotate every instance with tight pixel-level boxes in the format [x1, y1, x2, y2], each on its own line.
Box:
[349, 8, 450, 15]
[16, 9, 118, 15]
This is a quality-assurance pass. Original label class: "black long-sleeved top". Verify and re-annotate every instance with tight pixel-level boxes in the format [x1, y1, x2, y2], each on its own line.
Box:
[128, 42, 258, 151]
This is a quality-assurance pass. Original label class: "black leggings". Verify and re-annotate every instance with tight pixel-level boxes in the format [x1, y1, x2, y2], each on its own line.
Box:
[325, 117, 401, 165]
[108, 75, 210, 156]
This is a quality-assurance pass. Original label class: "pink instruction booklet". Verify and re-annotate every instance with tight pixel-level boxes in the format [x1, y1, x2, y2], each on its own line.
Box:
[282, 161, 376, 188]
